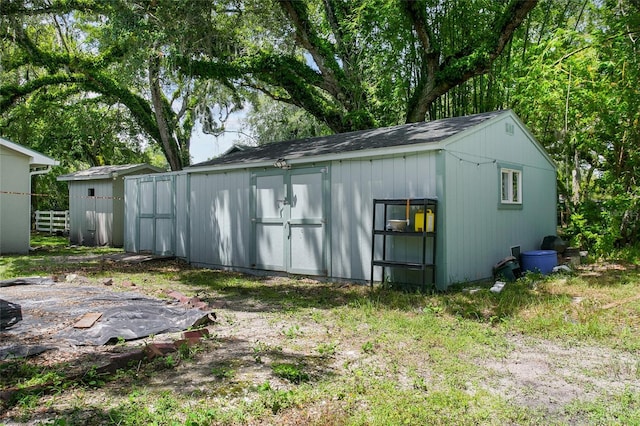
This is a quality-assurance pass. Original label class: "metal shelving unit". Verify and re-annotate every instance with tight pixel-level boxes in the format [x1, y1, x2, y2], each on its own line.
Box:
[370, 198, 437, 291]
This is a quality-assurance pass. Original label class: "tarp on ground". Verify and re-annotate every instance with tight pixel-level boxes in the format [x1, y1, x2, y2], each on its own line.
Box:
[0, 277, 213, 359]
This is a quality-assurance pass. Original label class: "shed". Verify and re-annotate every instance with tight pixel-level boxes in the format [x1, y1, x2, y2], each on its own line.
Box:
[0, 137, 58, 254]
[124, 110, 557, 289]
[57, 164, 164, 247]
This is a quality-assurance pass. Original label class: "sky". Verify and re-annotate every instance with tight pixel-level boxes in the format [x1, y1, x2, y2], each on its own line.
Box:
[189, 108, 253, 164]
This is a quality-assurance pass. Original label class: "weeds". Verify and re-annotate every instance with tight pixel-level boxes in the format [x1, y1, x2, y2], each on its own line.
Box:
[316, 341, 338, 357]
[272, 363, 309, 384]
[2, 235, 640, 424]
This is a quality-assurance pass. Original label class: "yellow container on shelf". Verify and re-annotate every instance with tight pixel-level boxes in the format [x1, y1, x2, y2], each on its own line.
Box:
[414, 209, 434, 232]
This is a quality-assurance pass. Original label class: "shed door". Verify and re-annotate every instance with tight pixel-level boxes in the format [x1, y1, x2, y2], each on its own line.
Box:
[253, 173, 286, 271]
[138, 176, 175, 255]
[252, 166, 328, 276]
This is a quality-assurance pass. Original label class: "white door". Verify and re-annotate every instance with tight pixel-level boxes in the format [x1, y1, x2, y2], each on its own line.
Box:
[138, 176, 175, 255]
[253, 173, 286, 271]
[252, 166, 328, 275]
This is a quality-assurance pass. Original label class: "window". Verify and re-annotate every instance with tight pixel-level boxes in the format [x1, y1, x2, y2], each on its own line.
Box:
[88, 188, 95, 197]
[500, 168, 521, 204]
[505, 122, 514, 135]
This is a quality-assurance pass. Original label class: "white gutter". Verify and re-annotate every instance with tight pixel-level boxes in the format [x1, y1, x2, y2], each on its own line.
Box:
[30, 165, 54, 176]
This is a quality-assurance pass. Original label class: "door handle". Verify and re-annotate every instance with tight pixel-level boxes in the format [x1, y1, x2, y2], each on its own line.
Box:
[277, 199, 289, 205]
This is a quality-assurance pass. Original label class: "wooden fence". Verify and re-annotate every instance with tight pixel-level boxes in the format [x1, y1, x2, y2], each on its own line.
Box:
[35, 210, 70, 233]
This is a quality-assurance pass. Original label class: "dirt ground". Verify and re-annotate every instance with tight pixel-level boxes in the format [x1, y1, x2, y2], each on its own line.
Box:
[1, 268, 639, 423]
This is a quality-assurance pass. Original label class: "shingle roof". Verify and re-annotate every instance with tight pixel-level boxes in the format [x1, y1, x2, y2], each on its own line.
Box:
[57, 164, 164, 181]
[190, 110, 506, 168]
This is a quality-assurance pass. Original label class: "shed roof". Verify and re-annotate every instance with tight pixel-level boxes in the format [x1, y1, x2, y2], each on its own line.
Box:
[0, 137, 59, 168]
[57, 164, 165, 182]
[190, 110, 507, 169]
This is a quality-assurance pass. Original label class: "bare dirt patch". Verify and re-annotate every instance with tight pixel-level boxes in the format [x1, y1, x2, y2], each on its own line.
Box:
[481, 333, 639, 414]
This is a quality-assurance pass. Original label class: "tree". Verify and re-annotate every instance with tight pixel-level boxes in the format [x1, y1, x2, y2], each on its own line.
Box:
[0, 0, 237, 170]
[182, 0, 538, 132]
[241, 94, 331, 145]
[503, 0, 640, 250]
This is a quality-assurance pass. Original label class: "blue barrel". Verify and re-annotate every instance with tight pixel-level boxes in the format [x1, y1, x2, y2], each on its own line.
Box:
[521, 250, 557, 275]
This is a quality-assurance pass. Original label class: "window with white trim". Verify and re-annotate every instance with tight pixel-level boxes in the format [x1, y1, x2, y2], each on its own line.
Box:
[501, 168, 522, 204]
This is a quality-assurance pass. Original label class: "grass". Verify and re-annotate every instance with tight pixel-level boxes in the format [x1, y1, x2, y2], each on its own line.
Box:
[1, 234, 640, 424]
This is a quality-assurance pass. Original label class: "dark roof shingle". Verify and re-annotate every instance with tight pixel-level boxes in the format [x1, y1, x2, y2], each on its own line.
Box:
[191, 110, 506, 168]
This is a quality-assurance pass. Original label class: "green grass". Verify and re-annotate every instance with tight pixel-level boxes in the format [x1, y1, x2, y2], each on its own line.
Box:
[2, 234, 640, 424]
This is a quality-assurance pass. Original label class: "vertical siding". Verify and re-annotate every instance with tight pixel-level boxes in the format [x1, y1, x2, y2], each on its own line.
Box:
[443, 115, 556, 284]
[0, 147, 30, 254]
[175, 174, 188, 258]
[124, 178, 138, 253]
[94, 181, 113, 246]
[330, 152, 438, 282]
[68, 180, 113, 246]
[112, 178, 125, 247]
[154, 177, 174, 255]
[189, 170, 250, 268]
[125, 173, 184, 256]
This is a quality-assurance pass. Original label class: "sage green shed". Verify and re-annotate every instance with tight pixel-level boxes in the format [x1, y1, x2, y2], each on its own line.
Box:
[58, 164, 164, 247]
[0, 138, 58, 254]
[124, 110, 557, 289]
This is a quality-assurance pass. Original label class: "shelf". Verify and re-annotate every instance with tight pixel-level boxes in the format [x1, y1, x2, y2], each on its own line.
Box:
[372, 260, 434, 270]
[370, 198, 438, 291]
[374, 230, 436, 237]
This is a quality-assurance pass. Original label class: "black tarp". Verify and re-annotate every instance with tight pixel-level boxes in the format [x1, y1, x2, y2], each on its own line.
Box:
[0, 278, 213, 359]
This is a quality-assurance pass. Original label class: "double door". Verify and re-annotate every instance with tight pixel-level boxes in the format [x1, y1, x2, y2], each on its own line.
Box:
[252, 166, 328, 276]
[137, 176, 175, 255]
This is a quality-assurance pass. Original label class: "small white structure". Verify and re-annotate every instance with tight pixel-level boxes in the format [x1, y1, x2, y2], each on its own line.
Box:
[0, 138, 58, 254]
[124, 110, 557, 289]
[57, 164, 163, 247]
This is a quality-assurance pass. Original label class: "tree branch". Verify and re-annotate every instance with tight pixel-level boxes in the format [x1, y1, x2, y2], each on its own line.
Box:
[406, 0, 538, 122]
[279, 0, 345, 100]
[0, 73, 87, 111]
[0, 0, 109, 17]
[149, 54, 182, 171]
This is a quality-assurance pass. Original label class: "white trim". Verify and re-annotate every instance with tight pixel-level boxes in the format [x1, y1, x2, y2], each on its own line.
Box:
[0, 137, 58, 167]
[500, 168, 522, 204]
[57, 164, 165, 181]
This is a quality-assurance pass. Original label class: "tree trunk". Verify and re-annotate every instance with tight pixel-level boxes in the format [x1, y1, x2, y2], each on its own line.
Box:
[149, 55, 183, 171]
[571, 147, 581, 205]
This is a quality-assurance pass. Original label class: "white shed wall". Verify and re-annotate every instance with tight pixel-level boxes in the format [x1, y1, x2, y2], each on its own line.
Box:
[68, 180, 113, 246]
[0, 146, 31, 254]
[124, 178, 138, 253]
[189, 171, 251, 268]
[175, 174, 189, 258]
[329, 152, 438, 282]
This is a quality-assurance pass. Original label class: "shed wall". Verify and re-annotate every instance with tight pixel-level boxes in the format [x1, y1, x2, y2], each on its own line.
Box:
[112, 178, 125, 247]
[189, 171, 251, 268]
[121, 112, 556, 290]
[124, 173, 187, 256]
[124, 178, 138, 253]
[175, 174, 189, 258]
[441, 115, 556, 284]
[329, 152, 438, 282]
[0, 146, 30, 254]
[68, 180, 113, 246]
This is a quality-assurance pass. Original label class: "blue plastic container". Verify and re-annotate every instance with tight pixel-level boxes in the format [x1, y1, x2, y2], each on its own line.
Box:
[521, 250, 557, 275]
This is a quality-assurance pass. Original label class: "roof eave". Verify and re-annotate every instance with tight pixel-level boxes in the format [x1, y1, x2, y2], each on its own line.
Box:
[57, 164, 165, 181]
[1, 137, 58, 167]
